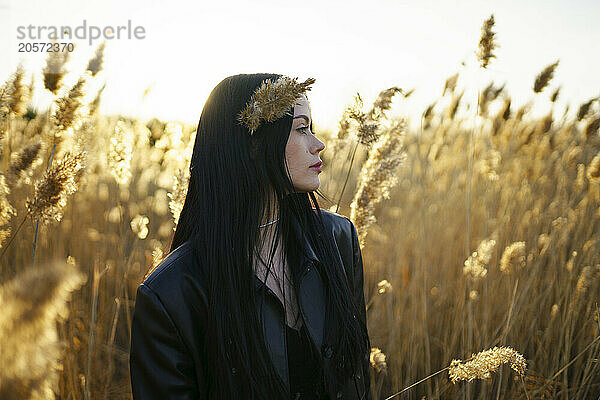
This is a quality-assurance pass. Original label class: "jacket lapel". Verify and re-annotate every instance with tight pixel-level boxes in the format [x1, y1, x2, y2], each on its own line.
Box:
[252, 213, 327, 391]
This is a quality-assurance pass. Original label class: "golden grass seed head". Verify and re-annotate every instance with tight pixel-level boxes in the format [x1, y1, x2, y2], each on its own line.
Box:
[576, 98, 597, 121]
[447, 90, 464, 120]
[377, 279, 392, 294]
[89, 83, 106, 116]
[51, 76, 87, 135]
[168, 168, 189, 227]
[499, 241, 527, 274]
[42, 47, 70, 95]
[575, 163, 586, 193]
[0, 174, 16, 227]
[6, 63, 29, 118]
[550, 86, 561, 103]
[25, 151, 86, 223]
[448, 346, 526, 384]
[423, 101, 436, 121]
[370, 347, 387, 373]
[7, 141, 42, 185]
[586, 153, 600, 184]
[500, 97, 512, 121]
[566, 146, 582, 169]
[443, 73, 459, 96]
[86, 41, 106, 77]
[350, 120, 407, 248]
[130, 214, 149, 239]
[479, 82, 505, 115]
[476, 14, 498, 69]
[368, 86, 405, 121]
[533, 60, 559, 93]
[108, 120, 134, 186]
[566, 251, 577, 273]
[0, 228, 11, 248]
[584, 116, 600, 139]
[151, 245, 164, 268]
[345, 93, 384, 147]
[463, 239, 496, 280]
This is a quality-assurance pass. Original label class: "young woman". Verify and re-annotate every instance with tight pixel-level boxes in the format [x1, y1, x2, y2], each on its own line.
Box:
[129, 73, 372, 400]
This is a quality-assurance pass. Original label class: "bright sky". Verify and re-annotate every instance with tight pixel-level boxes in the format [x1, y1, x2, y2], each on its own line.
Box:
[1, 0, 599, 134]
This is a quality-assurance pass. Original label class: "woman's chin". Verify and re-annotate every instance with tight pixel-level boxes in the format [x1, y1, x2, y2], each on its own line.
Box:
[293, 180, 320, 193]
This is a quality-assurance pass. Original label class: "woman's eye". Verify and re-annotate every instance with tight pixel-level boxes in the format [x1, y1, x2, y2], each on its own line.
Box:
[297, 126, 309, 134]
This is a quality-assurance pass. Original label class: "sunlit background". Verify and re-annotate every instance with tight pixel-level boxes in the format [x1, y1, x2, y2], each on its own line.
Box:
[2, 1, 600, 398]
[2, 0, 600, 132]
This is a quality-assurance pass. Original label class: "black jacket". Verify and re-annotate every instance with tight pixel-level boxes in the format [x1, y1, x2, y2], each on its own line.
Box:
[129, 210, 372, 399]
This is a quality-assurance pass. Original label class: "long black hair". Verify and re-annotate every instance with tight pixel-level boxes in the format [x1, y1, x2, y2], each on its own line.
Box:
[169, 73, 369, 399]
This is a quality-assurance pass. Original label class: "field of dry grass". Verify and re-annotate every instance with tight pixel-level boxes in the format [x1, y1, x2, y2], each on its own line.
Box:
[0, 16, 599, 400]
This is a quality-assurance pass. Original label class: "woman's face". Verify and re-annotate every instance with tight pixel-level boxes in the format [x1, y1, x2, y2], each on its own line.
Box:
[285, 94, 325, 192]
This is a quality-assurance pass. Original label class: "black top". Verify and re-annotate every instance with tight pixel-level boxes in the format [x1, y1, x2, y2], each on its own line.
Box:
[285, 322, 326, 399]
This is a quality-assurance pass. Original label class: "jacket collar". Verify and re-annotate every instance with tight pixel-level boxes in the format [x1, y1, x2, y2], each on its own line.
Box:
[252, 212, 320, 285]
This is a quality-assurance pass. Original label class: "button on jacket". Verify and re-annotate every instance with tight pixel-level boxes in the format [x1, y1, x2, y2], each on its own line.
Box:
[129, 210, 372, 399]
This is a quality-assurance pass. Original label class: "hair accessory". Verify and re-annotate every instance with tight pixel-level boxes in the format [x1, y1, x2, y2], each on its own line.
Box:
[238, 76, 316, 134]
[259, 218, 279, 228]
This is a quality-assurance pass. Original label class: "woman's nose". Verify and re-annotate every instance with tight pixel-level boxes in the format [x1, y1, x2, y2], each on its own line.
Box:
[312, 137, 325, 154]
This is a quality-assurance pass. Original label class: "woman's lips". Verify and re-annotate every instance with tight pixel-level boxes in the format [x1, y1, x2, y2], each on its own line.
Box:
[309, 160, 322, 172]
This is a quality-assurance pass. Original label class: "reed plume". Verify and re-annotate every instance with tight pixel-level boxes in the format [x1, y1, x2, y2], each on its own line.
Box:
[377, 279, 392, 294]
[108, 120, 134, 185]
[7, 141, 42, 185]
[576, 97, 597, 121]
[586, 153, 600, 183]
[584, 116, 600, 139]
[89, 83, 106, 116]
[25, 151, 86, 223]
[0, 173, 14, 249]
[446, 90, 464, 120]
[422, 101, 436, 130]
[443, 73, 459, 96]
[346, 93, 381, 147]
[574, 266, 595, 299]
[42, 46, 70, 95]
[499, 241, 527, 274]
[6, 63, 29, 118]
[370, 348, 388, 373]
[0, 174, 16, 227]
[50, 76, 87, 136]
[0, 260, 86, 400]
[0, 84, 9, 137]
[367, 87, 406, 121]
[448, 346, 526, 383]
[476, 14, 498, 69]
[350, 120, 407, 248]
[168, 168, 189, 227]
[550, 86, 561, 103]
[130, 214, 149, 240]
[86, 41, 106, 77]
[478, 82, 505, 115]
[533, 60, 560, 93]
[463, 238, 496, 280]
